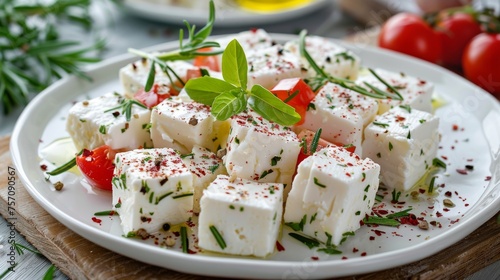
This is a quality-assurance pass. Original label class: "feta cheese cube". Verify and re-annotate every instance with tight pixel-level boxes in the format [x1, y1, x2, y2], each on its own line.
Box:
[224, 110, 301, 189]
[356, 68, 434, 114]
[246, 45, 303, 90]
[150, 99, 231, 154]
[198, 175, 284, 257]
[284, 35, 361, 80]
[112, 148, 194, 235]
[296, 83, 378, 153]
[66, 92, 152, 151]
[362, 106, 439, 191]
[284, 145, 380, 245]
[181, 145, 227, 214]
[119, 60, 199, 98]
[215, 28, 274, 56]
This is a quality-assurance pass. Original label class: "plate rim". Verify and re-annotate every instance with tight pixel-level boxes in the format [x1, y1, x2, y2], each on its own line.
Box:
[10, 33, 500, 279]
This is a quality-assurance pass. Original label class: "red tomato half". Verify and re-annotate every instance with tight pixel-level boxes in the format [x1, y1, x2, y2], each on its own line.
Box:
[295, 129, 357, 167]
[462, 33, 500, 98]
[193, 47, 220, 72]
[134, 84, 171, 108]
[436, 13, 482, 68]
[379, 13, 442, 63]
[76, 145, 115, 191]
[271, 78, 316, 125]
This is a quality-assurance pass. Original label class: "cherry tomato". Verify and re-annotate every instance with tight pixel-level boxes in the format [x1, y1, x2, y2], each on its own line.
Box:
[134, 84, 171, 108]
[76, 145, 115, 191]
[271, 78, 316, 125]
[193, 47, 220, 72]
[436, 13, 482, 68]
[295, 129, 357, 167]
[462, 33, 500, 98]
[379, 13, 442, 63]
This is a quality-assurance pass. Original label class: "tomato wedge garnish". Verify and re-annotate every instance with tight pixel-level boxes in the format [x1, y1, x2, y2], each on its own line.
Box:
[271, 78, 316, 125]
[76, 145, 115, 191]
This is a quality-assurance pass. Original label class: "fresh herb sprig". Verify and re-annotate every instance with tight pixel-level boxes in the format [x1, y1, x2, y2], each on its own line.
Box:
[0, 0, 108, 115]
[299, 30, 403, 100]
[128, 0, 222, 92]
[184, 39, 301, 126]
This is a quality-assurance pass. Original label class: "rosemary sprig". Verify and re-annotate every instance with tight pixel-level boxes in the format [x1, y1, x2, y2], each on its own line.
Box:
[299, 30, 403, 101]
[104, 98, 147, 121]
[0, 0, 109, 115]
[128, 0, 222, 92]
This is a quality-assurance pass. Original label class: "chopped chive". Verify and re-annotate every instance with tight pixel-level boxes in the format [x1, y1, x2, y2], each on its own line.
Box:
[310, 128, 322, 153]
[285, 214, 306, 231]
[432, 158, 447, 169]
[180, 226, 188, 253]
[288, 232, 320, 249]
[46, 156, 77, 176]
[428, 176, 437, 193]
[313, 177, 326, 188]
[271, 156, 281, 166]
[363, 216, 401, 227]
[155, 192, 174, 204]
[399, 105, 412, 113]
[373, 121, 389, 128]
[172, 193, 193, 199]
[386, 208, 412, 219]
[209, 225, 227, 249]
[94, 210, 119, 216]
[283, 90, 300, 104]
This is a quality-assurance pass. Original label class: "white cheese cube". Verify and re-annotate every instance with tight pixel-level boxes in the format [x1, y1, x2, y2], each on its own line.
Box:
[119, 60, 199, 98]
[66, 92, 152, 151]
[112, 148, 194, 235]
[224, 110, 301, 189]
[215, 28, 274, 57]
[362, 107, 439, 191]
[356, 68, 434, 114]
[284, 35, 361, 80]
[198, 175, 284, 257]
[284, 145, 380, 245]
[297, 83, 378, 153]
[150, 99, 231, 154]
[181, 145, 227, 214]
[246, 45, 303, 90]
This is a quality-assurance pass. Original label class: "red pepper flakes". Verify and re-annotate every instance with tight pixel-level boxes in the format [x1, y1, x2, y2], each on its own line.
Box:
[361, 252, 367, 257]
[436, 211, 443, 217]
[373, 230, 385, 236]
[40, 164, 48, 171]
[188, 249, 197, 254]
[276, 241, 285, 252]
[443, 208, 450, 212]
[186, 220, 196, 228]
[485, 176, 491, 181]
[419, 188, 426, 194]
[311, 256, 319, 261]
[445, 191, 452, 197]
[342, 256, 348, 260]
[456, 169, 468, 175]
[465, 203, 469, 207]
[450, 219, 460, 224]
[399, 214, 419, 226]
[441, 155, 448, 160]
[353, 247, 359, 253]
[91, 217, 102, 225]
[452, 124, 459, 131]
[369, 236, 375, 241]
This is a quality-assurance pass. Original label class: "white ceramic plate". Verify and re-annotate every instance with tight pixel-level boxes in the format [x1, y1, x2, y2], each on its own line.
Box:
[11, 34, 500, 279]
[123, 0, 330, 26]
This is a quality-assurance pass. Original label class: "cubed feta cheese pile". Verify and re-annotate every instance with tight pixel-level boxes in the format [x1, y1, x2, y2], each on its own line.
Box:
[246, 45, 303, 90]
[215, 29, 274, 55]
[362, 106, 439, 191]
[356, 68, 434, 114]
[224, 110, 301, 189]
[198, 175, 284, 257]
[150, 99, 231, 154]
[284, 35, 361, 80]
[112, 148, 194, 235]
[120, 60, 199, 98]
[66, 92, 152, 151]
[284, 145, 380, 245]
[297, 82, 379, 154]
[181, 145, 227, 214]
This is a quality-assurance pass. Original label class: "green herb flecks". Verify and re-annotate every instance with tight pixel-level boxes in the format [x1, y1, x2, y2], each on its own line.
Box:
[310, 128, 322, 153]
[363, 216, 401, 227]
[288, 232, 320, 249]
[432, 157, 447, 170]
[94, 210, 119, 216]
[180, 226, 189, 253]
[285, 214, 307, 231]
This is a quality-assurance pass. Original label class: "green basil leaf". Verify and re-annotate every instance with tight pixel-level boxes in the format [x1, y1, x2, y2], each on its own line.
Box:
[222, 39, 248, 90]
[248, 84, 300, 126]
[211, 88, 247, 121]
[184, 76, 236, 106]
